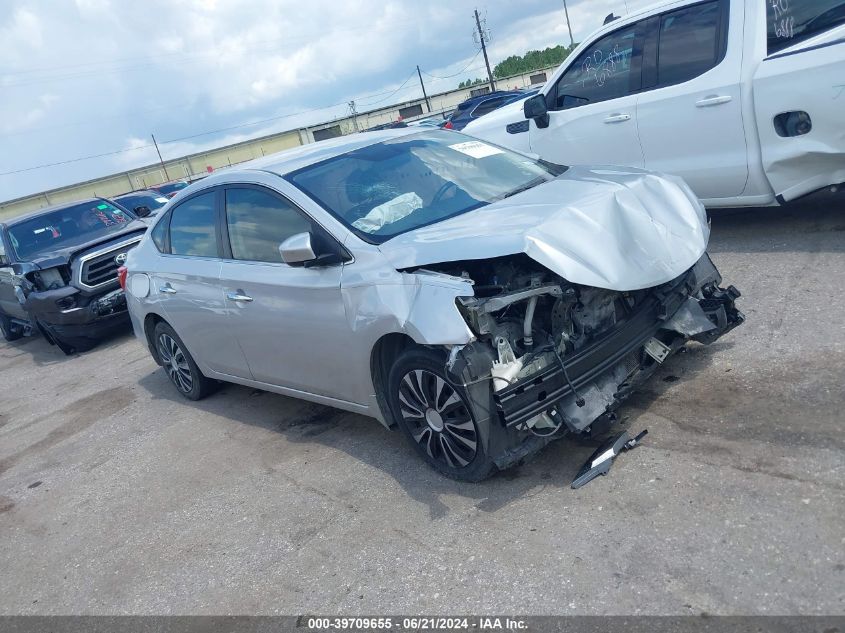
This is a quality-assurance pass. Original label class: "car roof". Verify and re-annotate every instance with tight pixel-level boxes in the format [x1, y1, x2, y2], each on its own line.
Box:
[226, 127, 422, 178]
[460, 91, 514, 107]
[114, 190, 160, 198]
[3, 197, 107, 226]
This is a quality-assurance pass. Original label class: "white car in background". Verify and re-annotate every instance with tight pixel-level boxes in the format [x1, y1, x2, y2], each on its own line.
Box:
[464, 0, 845, 208]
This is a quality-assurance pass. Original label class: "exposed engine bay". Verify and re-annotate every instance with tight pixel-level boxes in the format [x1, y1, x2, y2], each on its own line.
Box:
[412, 253, 744, 463]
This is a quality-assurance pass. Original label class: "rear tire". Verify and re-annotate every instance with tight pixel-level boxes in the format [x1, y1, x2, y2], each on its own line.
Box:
[387, 346, 497, 482]
[0, 313, 23, 342]
[153, 321, 216, 401]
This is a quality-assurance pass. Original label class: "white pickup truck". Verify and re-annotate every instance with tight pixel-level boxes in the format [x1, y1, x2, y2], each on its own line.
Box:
[464, 0, 845, 207]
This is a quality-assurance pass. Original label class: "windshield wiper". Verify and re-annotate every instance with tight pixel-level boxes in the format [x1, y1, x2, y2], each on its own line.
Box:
[502, 177, 548, 199]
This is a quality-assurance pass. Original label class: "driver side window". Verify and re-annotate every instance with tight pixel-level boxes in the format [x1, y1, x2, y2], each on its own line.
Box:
[550, 22, 639, 110]
[224, 187, 313, 263]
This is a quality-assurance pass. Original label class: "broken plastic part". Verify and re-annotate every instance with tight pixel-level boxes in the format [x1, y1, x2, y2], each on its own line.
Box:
[571, 428, 648, 489]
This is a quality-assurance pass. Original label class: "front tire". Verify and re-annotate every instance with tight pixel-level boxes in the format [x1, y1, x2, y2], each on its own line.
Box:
[387, 347, 497, 482]
[0, 313, 23, 342]
[153, 321, 216, 401]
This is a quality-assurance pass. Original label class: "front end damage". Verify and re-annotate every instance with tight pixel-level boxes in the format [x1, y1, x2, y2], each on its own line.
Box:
[422, 252, 743, 470]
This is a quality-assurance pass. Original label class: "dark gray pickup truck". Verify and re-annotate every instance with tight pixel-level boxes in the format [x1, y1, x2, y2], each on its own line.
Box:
[0, 198, 149, 354]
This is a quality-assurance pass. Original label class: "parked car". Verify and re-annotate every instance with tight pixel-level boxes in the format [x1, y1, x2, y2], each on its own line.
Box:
[123, 129, 743, 481]
[113, 189, 171, 217]
[443, 89, 538, 131]
[406, 114, 448, 128]
[464, 0, 845, 207]
[150, 180, 189, 198]
[0, 199, 148, 354]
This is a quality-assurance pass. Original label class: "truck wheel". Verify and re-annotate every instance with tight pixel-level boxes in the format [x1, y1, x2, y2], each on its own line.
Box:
[0, 314, 23, 342]
[387, 346, 497, 482]
[153, 321, 216, 401]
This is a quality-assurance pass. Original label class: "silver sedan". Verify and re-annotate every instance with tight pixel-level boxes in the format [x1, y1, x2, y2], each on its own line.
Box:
[124, 128, 743, 481]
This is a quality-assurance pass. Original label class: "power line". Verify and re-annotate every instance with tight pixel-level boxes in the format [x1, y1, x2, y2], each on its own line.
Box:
[0, 144, 155, 176]
[421, 50, 483, 79]
[0, 55, 493, 178]
[0, 72, 447, 176]
[356, 70, 418, 107]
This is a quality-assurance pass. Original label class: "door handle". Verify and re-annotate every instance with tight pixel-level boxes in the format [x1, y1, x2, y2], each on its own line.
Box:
[696, 95, 732, 107]
[226, 291, 253, 303]
[603, 113, 631, 123]
[159, 283, 176, 294]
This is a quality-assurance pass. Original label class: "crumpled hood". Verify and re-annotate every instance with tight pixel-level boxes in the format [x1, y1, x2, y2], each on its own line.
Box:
[377, 165, 710, 291]
[28, 222, 148, 269]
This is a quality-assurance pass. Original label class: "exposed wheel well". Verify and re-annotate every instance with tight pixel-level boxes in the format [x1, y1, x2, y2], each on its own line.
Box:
[370, 333, 416, 427]
[143, 313, 166, 364]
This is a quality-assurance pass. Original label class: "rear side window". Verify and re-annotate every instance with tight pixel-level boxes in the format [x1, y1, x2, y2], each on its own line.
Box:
[168, 192, 218, 257]
[0, 235, 7, 265]
[550, 22, 639, 110]
[656, 0, 723, 87]
[224, 187, 312, 263]
[768, 0, 845, 54]
[150, 215, 168, 252]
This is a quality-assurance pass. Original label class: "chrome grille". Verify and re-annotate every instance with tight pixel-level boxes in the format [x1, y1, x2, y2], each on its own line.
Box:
[78, 239, 141, 290]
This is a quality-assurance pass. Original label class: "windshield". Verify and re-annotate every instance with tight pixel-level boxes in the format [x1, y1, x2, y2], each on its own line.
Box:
[116, 192, 169, 213]
[8, 201, 135, 260]
[287, 131, 561, 243]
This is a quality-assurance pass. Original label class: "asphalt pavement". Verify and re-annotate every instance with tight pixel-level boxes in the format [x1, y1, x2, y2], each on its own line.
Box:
[0, 197, 843, 615]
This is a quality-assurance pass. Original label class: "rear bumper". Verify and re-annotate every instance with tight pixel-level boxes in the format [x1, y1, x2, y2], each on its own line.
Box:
[493, 255, 743, 429]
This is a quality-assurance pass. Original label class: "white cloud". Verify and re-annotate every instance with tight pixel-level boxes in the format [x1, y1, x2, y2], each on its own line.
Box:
[0, 0, 638, 201]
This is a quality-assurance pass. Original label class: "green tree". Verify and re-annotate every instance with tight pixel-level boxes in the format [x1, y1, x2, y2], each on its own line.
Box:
[458, 77, 487, 89]
[492, 44, 576, 79]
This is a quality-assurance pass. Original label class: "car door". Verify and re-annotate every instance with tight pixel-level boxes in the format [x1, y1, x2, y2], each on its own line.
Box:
[218, 184, 360, 402]
[152, 189, 252, 378]
[529, 20, 645, 167]
[636, 0, 748, 200]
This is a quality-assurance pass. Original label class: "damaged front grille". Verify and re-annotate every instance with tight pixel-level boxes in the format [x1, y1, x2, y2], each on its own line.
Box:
[494, 289, 680, 429]
[78, 239, 141, 290]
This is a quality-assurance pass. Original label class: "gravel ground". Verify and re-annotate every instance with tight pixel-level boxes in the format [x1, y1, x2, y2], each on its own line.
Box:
[0, 198, 843, 615]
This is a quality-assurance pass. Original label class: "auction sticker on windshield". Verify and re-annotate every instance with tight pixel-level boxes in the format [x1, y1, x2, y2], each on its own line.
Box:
[449, 140, 503, 159]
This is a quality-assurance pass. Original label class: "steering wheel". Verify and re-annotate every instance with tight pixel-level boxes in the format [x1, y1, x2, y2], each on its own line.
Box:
[431, 181, 458, 207]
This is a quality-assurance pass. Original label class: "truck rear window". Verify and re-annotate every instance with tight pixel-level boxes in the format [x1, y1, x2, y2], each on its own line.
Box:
[768, 0, 845, 54]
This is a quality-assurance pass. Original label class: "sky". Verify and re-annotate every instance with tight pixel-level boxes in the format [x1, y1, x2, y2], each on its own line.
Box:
[0, 0, 651, 202]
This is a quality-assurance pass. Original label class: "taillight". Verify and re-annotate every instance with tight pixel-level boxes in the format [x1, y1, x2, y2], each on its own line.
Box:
[444, 120, 453, 129]
[118, 265, 128, 291]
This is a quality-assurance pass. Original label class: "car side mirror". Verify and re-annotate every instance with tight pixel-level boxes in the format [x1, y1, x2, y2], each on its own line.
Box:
[280, 232, 317, 265]
[524, 94, 550, 129]
[280, 231, 348, 268]
[134, 205, 152, 218]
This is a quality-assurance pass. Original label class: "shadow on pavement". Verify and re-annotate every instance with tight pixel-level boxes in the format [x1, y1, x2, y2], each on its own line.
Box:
[136, 336, 724, 519]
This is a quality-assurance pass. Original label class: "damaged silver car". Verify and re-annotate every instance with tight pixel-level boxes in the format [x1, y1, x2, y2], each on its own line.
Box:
[124, 129, 743, 481]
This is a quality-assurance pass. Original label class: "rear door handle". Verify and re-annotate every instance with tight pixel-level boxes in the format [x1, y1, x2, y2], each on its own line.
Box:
[226, 291, 253, 303]
[603, 113, 631, 123]
[159, 283, 176, 294]
[696, 95, 732, 107]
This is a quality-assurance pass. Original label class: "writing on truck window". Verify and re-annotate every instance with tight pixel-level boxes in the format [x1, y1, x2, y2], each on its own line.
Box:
[580, 43, 631, 89]
[771, 0, 796, 40]
[767, 0, 845, 54]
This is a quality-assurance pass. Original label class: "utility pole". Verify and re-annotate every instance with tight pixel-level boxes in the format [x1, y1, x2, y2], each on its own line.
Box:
[416, 65, 431, 112]
[474, 9, 496, 93]
[150, 134, 170, 181]
[348, 100, 360, 132]
[562, 0, 575, 47]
